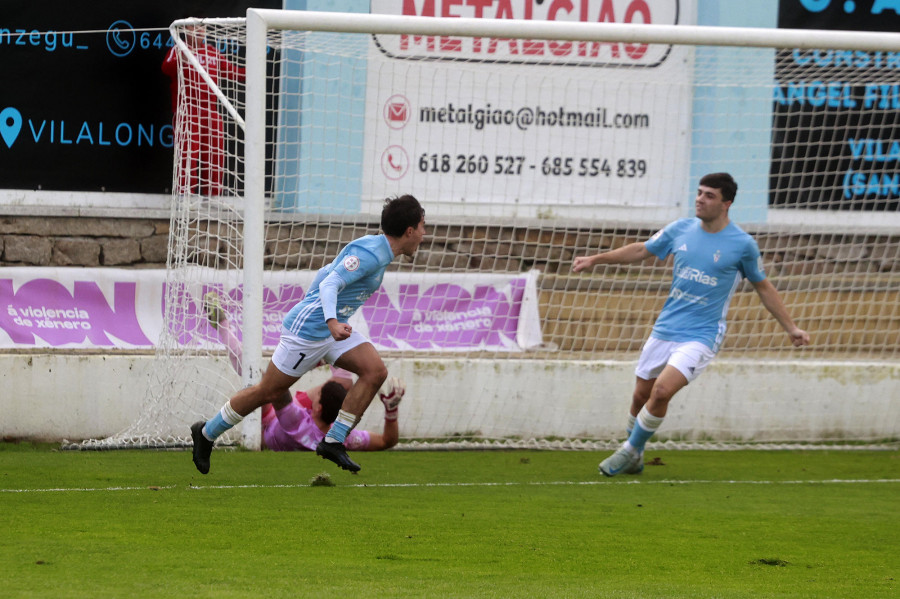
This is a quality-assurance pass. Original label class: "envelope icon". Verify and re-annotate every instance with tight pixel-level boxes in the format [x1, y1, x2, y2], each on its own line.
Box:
[388, 102, 407, 122]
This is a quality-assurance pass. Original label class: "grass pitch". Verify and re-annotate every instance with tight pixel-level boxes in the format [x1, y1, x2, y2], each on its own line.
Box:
[1, 443, 897, 598]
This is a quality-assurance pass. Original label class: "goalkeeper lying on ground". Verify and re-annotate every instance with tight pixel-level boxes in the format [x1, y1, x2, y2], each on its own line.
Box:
[205, 291, 404, 452]
[261, 372, 402, 452]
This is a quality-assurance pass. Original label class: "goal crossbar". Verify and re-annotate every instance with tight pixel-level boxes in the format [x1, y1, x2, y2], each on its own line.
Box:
[247, 8, 900, 52]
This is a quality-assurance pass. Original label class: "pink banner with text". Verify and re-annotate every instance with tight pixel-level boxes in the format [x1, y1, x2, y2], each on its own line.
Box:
[0, 268, 543, 351]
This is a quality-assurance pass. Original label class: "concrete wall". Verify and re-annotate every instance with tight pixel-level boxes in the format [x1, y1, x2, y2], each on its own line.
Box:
[2, 352, 896, 444]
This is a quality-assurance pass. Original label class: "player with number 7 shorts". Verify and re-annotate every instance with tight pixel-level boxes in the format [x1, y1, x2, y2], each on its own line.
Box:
[190, 194, 426, 475]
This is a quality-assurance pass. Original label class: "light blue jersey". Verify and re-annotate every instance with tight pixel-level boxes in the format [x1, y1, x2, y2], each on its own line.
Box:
[283, 235, 395, 340]
[644, 218, 766, 351]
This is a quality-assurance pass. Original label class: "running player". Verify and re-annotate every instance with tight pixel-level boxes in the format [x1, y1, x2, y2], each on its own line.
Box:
[573, 173, 810, 476]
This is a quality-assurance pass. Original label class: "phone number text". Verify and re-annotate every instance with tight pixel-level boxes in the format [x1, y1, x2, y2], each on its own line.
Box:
[418, 154, 647, 178]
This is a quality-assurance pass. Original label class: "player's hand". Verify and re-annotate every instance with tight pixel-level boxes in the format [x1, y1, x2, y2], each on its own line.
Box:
[327, 319, 352, 341]
[572, 255, 595, 273]
[379, 376, 405, 420]
[789, 327, 810, 347]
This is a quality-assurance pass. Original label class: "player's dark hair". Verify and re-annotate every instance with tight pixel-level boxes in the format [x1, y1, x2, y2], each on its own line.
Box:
[318, 381, 348, 424]
[381, 194, 424, 237]
[699, 172, 738, 203]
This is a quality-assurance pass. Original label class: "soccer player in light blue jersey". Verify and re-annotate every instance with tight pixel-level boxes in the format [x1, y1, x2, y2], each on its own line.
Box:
[191, 194, 426, 475]
[573, 173, 810, 477]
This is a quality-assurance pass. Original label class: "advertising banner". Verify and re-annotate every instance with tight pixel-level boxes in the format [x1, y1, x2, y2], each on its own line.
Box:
[771, 0, 900, 211]
[0, 268, 543, 352]
[0, 1, 277, 200]
[361, 0, 696, 221]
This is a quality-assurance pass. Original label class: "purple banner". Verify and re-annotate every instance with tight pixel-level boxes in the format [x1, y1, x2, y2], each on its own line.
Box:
[1, 273, 155, 347]
[0, 269, 543, 351]
[363, 281, 523, 350]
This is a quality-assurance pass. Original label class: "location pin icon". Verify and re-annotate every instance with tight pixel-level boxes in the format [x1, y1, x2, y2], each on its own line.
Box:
[0, 107, 23, 148]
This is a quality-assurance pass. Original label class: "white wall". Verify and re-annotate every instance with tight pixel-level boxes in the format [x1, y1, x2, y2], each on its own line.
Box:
[2, 353, 896, 444]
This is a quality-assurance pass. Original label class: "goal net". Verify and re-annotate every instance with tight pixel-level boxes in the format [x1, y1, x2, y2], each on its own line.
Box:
[74, 10, 899, 450]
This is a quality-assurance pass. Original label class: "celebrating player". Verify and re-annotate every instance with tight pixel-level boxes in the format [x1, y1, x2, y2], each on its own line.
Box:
[203, 292, 404, 453]
[191, 194, 426, 474]
[573, 173, 810, 477]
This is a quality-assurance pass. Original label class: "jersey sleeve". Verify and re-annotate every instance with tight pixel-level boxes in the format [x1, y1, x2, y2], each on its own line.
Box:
[740, 237, 767, 283]
[161, 47, 178, 77]
[317, 271, 346, 322]
[331, 245, 379, 286]
[345, 429, 371, 450]
[644, 220, 681, 260]
[319, 245, 380, 321]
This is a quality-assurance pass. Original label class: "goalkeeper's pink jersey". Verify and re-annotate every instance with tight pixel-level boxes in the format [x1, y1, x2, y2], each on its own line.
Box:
[262, 392, 370, 452]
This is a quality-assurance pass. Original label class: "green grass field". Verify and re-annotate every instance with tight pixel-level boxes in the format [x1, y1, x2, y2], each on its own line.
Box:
[1, 443, 897, 598]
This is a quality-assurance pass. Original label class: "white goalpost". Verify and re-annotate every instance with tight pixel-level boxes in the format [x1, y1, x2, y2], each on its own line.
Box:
[72, 9, 899, 450]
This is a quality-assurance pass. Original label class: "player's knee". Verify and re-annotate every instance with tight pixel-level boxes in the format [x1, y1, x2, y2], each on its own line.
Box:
[650, 383, 677, 404]
[632, 388, 650, 405]
[375, 365, 389, 387]
[258, 385, 290, 406]
[361, 363, 388, 387]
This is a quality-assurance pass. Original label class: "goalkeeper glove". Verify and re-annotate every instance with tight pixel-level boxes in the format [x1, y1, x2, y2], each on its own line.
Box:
[379, 376, 405, 421]
[203, 291, 225, 330]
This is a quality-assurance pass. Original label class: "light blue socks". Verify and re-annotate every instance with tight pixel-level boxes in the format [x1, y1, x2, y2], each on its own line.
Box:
[324, 409, 358, 444]
[202, 401, 244, 440]
[624, 406, 664, 454]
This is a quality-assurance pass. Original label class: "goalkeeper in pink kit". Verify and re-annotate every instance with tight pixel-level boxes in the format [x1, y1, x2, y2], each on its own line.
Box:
[261, 374, 404, 452]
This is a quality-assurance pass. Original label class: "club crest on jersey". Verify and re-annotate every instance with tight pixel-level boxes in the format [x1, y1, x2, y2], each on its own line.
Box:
[343, 255, 360, 271]
[713, 250, 721, 263]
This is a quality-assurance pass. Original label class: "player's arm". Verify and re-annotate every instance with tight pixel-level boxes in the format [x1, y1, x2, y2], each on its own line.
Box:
[752, 279, 810, 347]
[359, 377, 405, 451]
[161, 46, 178, 76]
[318, 272, 351, 340]
[572, 242, 653, 272]
[360, 421, 398, 451]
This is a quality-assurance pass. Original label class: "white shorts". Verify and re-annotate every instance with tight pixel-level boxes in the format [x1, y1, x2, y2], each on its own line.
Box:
[271, 329, 370, 378]
[635, 337, 716, 384]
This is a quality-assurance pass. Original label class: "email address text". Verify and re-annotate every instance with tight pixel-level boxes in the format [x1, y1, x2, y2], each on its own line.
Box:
[418, 103, 650, 132]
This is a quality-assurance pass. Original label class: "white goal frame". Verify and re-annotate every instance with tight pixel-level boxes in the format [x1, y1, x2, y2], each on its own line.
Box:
[57, 10, 899, 453]
[61, 9, 893, 456]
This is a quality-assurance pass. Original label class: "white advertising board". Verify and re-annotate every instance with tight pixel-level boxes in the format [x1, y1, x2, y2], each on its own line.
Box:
[362, 0, 697, 221]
